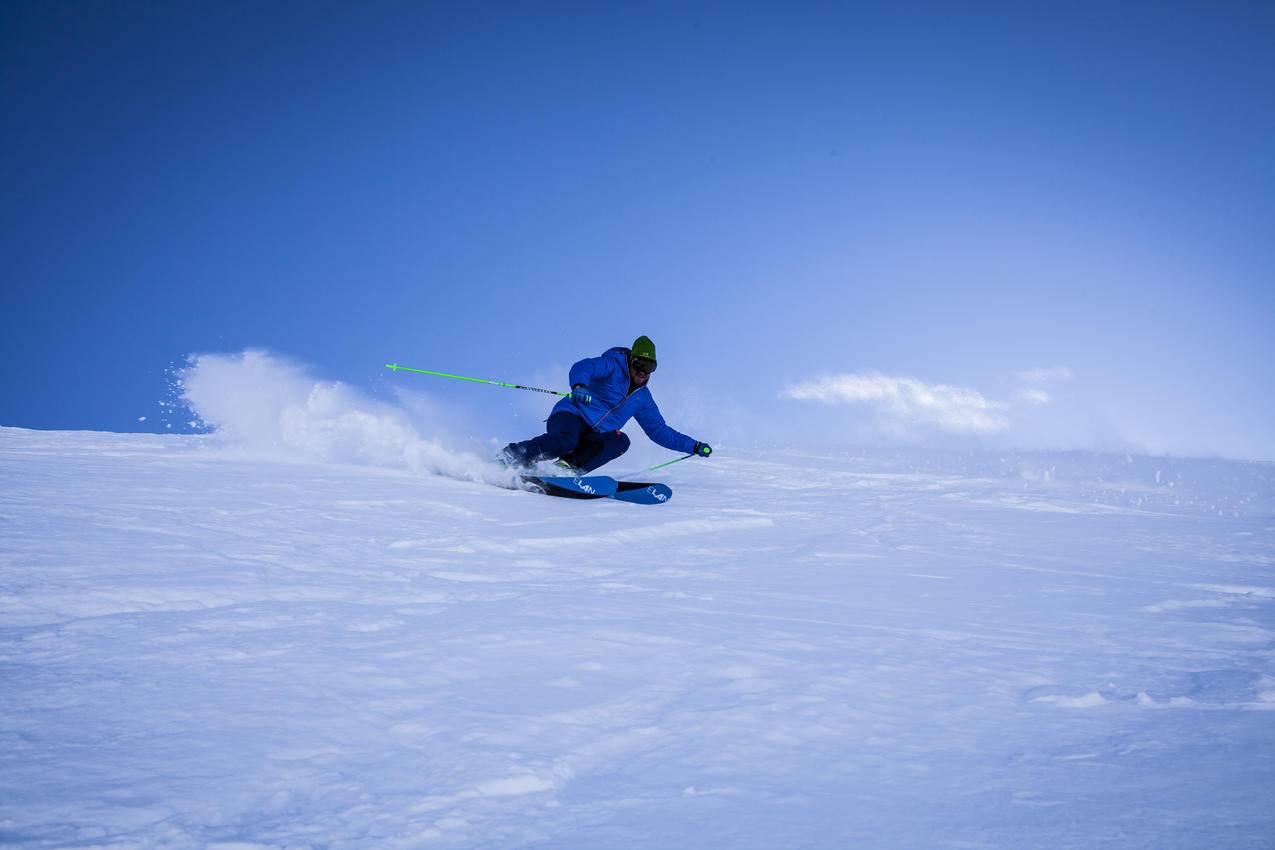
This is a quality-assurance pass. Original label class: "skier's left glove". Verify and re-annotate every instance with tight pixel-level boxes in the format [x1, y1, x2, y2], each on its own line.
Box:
[693, 441, 713, 458]
[570, 385, 592, 404]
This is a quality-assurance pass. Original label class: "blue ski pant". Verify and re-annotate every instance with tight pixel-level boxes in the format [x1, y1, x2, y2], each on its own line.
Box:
[509, 411, 630, 473]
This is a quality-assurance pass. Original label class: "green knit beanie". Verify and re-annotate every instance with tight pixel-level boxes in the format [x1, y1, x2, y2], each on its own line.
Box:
[631, 335, 657, 364]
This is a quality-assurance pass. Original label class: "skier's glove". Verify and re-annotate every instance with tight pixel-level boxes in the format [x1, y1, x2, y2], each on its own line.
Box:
[570, 385, 592, 404]
[693, 441, 713, 458]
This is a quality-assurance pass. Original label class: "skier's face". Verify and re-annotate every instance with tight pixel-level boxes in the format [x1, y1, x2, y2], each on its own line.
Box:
[629, 361, 651, 387]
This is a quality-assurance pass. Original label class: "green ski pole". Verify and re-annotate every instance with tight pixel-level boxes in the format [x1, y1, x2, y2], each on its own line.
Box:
[615, 453, 696, 481]
[646, 453, 696, 471]
[385, 363, 590, 402]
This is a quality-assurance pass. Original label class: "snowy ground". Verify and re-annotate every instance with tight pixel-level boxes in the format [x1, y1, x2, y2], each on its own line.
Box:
[2, 425, 1273, 849]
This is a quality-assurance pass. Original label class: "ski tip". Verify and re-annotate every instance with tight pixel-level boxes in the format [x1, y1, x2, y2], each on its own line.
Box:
[612, 482, 673, 505]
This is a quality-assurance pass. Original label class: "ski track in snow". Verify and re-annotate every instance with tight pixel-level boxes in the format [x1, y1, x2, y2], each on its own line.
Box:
[1, 427, 1274, 848]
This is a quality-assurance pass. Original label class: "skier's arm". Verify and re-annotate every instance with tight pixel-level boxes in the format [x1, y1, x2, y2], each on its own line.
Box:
[633, 394, 698, 454]
[567, 355, 615, 389]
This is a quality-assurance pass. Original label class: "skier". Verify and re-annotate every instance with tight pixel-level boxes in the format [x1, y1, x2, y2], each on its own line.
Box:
[499, 336, 712, 474]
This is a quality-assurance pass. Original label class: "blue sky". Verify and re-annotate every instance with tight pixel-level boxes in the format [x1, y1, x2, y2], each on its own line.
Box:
[3, 2, 1273, 459]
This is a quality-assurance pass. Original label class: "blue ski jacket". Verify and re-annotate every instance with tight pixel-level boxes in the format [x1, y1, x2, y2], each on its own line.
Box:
[550, 347, 697, 454]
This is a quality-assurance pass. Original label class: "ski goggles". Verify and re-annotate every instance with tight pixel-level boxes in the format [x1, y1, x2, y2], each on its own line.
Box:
[631, 356, 657, 374]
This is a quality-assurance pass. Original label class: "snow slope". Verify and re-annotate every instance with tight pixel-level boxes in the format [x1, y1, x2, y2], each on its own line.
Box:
[2, 426, 1273, 849]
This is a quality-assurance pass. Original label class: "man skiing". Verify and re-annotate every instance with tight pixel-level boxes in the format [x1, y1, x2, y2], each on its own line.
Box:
[499, 335, 712, 474]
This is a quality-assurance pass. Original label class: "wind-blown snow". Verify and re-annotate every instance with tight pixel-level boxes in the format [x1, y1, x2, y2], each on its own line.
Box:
[2, 426, 1273, 848]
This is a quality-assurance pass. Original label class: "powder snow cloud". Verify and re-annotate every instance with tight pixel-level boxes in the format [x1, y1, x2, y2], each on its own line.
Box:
[177, 349, 509, 485]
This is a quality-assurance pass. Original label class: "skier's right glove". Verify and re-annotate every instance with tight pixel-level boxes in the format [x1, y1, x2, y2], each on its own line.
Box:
[693, 441, 713, 458]
[570, 385, 592, 404]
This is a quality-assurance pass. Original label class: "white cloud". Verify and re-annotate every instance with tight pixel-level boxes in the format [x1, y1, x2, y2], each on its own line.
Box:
[1019, 388, 1053, 406]
[1016, 367, 1074, 384]
[782, 371, 1010, 434]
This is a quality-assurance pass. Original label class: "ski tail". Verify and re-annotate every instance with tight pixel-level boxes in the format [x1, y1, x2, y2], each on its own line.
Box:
[520, 475, 618, 499]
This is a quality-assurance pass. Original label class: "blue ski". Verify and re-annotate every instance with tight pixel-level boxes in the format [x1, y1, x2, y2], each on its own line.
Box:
[520, 474, 617, 499]
[611, 481, 673, 505]
[519, 475, 672, 504]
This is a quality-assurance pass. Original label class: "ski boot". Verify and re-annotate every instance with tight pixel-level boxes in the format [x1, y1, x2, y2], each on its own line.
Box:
[552, 458, 584, 476]
[496, 444, 534, 472]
